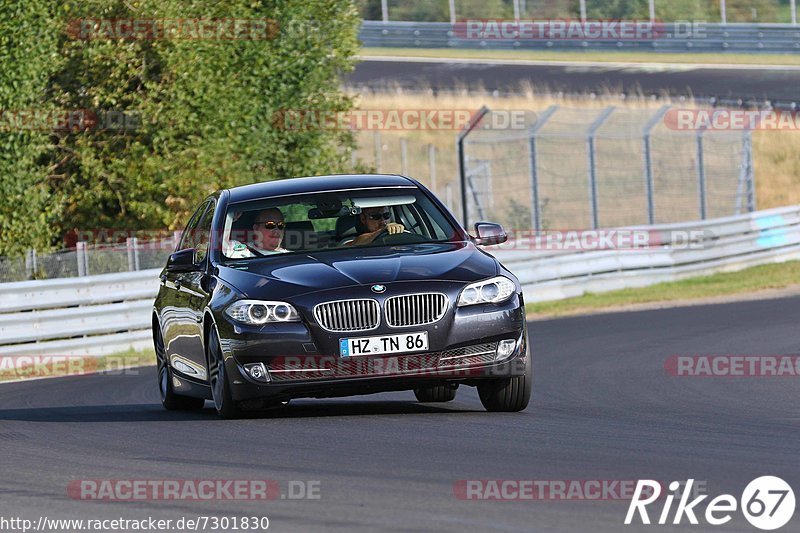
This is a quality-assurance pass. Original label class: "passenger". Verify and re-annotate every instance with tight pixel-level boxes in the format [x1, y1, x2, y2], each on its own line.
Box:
[225, 208, 289, 257]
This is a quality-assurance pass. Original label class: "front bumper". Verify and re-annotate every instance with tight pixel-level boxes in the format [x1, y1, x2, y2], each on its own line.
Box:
[226, 333, 529, 402]
[210, 282, 528, 402]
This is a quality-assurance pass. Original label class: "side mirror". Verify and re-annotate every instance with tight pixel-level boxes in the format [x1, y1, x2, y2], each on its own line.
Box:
[166, 248, 200, 272]
[473, 222, 507, 246]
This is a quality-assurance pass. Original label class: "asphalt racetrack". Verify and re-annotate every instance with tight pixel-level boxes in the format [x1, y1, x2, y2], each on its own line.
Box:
[0, 295, 798, 532]
[350, 57, 800, 104]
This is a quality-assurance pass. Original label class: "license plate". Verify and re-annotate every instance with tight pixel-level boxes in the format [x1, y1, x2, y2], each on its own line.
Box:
[340, 332, 428, 357]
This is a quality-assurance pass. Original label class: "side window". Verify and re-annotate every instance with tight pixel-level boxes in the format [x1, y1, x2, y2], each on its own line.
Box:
[178, 201, 209, 252]
[398, 204, 429, 237]
[194, 200, 216, 264]
[402, 202, 447, 240]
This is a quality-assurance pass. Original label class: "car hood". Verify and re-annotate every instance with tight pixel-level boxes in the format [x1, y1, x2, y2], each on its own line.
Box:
[217, 242, 498, 300]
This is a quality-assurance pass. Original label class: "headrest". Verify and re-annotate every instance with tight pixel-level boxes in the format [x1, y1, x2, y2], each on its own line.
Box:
[283, 220, 315, 251]
[335, 214, 364, 238]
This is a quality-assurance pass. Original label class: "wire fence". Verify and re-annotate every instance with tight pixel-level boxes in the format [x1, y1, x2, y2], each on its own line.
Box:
[0, 237, 176, 283]
[352, 104, 755, 232]
[459, 105, 755, 230]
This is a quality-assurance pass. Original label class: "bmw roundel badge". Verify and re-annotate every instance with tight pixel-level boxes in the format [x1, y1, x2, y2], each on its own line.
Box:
[371, 284, 386, 293]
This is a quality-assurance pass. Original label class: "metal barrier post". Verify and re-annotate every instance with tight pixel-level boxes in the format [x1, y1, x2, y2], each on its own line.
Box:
[449, 0, 456, 25]
[586, 107, 616, 229]
[133, 237, 140, 271]
[457, 106, 490, 228]
[127, 238, 135, 271]
[642, 105, 671, 225]
[77, 242, 87, 277]
[793, 0, 798, 25]
[127, 237, 141, 271]
[25, 249, 37, 279]
[381, 0, 388, 23]
[696, 128, 707, 219]
[721, 0, 727, 24]
[528, 105, 559, 231]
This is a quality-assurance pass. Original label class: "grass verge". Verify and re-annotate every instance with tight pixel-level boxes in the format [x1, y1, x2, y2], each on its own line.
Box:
[0, 348, 156, 383]
[526, 260, 800, 319]
[360, 47, 800, 67]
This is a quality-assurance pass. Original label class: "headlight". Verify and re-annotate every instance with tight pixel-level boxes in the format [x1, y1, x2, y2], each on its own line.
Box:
[457, 276, 515, 307]
[225, 300, 300, 325]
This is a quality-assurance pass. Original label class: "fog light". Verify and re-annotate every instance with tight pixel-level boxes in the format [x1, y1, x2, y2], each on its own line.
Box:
[172, 359, 197, 375]
[496, 339, 517, 362]
[243, 363, 270, 383]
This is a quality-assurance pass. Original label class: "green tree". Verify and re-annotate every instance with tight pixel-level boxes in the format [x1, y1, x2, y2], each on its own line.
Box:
[1, 0, 361, 253]
[0, 0, 62, 256]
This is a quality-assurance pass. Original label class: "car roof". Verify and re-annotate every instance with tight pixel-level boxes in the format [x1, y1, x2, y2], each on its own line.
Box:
[226, 174, 417, 203]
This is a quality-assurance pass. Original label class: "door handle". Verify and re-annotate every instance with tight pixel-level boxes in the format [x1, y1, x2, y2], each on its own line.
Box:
[174, 278, 182, 290]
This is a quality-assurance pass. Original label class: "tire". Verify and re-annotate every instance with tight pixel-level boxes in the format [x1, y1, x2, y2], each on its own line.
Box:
[207, 326, 242, 419]
[477, 355, 532, 412]
[414, 384, 457, 403]
[155, 323, 205, 411]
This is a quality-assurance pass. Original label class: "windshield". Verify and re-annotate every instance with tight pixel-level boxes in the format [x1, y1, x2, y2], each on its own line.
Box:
[220, 188, 460, 260]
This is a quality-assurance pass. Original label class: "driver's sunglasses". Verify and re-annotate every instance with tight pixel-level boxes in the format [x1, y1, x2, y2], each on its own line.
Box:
[367, 212, 391, 221]
[256, 220, 285, 230]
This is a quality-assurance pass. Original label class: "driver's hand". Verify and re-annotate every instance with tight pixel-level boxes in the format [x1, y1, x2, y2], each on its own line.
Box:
[386, 222, 405, 235]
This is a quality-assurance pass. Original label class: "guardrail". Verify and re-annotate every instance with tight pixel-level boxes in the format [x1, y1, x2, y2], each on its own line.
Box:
[359, 21, 800, 54]
[0, 270, 159, 357]
[493, 204, 800, 302]
[0, 204, 798, 357]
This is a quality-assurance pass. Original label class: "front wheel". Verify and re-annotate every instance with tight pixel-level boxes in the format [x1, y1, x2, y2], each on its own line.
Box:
[477, 356, 532, 412]
[155, 324, 204, 411]
[208, 326, 242, 419]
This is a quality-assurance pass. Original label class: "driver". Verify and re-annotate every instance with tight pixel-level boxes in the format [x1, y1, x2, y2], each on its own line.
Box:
[225, 207, 290, 257]
[343, 206, 405, 246]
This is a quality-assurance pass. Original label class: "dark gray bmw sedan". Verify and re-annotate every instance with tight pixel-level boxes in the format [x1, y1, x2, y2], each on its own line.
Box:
[153, 174, 531, 418]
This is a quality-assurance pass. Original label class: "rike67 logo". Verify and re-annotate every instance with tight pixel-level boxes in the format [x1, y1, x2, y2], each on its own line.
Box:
[625, 477, 795, 530]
